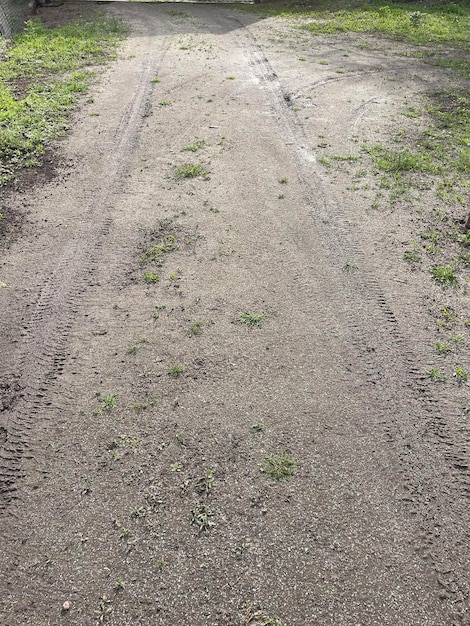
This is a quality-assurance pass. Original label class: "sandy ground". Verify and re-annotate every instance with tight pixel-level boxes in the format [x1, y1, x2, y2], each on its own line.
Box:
[0, 2, 469, 624]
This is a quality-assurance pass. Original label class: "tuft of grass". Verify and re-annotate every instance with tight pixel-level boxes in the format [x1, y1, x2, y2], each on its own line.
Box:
[425, 367, 446, 382]
[261, 452, 296, 481]
[101, 394, 117, 410]
[239, 312, 265, 328]
[182, 139, 206, 152]
[431, 265, 458, 287]
[167, 365, 184, 378]
[174, 163, 210, 180]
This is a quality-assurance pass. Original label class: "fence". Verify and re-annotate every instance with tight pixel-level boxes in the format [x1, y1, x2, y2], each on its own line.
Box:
[0, 0, 33, 38]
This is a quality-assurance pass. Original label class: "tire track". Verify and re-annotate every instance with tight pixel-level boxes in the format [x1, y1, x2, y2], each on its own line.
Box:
[220, 12, 469, 620]
[0, 36, 172, 512]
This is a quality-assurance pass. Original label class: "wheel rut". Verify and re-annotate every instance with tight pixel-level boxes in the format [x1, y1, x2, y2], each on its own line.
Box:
[223, 12, 469, 618]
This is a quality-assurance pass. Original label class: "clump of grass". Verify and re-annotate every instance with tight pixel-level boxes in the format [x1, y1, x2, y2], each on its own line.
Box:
[261, 452, 296, 481]
[425, 367, 446, 382]
[182, 139, 206, 152]
[239, 312, 265, 328]
[174, 163, 210, 180]
[431, 265, 458, 287]
[142, 234, 176, 267]
[168, 365, 183, 378]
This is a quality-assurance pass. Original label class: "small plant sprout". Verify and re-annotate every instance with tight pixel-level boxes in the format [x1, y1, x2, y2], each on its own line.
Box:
[454, 367, 468, 385]
[101, 394, 117, 411]
[404, 249, 421, 263]
[168, 365, 184, 378]
[170, 462, 183, 472]
[182, 140, 206, 152]
[278, 177, 288, 184]
[188, 320, 204, 336]
[435, 341, 451, 353]
[343, 262, 359, 272]
[150, 77, 161, 83]
[191, 505, 215, 532]
[114, 579, 125, 591]
[425, 367, 446, 382]
[159, 100, 171, 106]
[431, 265, 458, 287]
[144, 272, 160, 283]
[96, 595, 113, 622]
[155, 556, 166, 571]
[194, 469, 214, 495]
[261, 452, 296, 481]
[239, 312, 265, 328]
[251, 421, 264, 432]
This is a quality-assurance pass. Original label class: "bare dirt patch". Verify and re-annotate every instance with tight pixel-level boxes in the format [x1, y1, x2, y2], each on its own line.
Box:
[0, 3, 469, 625]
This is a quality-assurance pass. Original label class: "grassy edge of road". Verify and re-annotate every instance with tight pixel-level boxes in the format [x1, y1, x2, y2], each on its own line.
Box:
[0, 12, 127, 192]
[237, 0, 470, 396]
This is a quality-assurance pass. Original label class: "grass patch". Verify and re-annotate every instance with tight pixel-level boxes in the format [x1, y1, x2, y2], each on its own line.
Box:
[239, 312, 265, 328]
[240, 1, 470, 46]
[0, 16, 126, 185]
[174, 163, 210, 180]
[261, 452, 296, 481]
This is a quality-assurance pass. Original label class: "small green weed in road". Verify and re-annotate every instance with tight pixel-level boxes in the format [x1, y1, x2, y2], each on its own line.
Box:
[431, 265, 458, 287]
[182, 140, 206, 152]
[261, 452, 296, 481]
[454, 367, 468, 384]
[425, 367, 446, 382]
[174, 163, 210, 180]
[239, 312, 265, 328]
[168, 365, 184, 378]
[191, 505, 214, 532]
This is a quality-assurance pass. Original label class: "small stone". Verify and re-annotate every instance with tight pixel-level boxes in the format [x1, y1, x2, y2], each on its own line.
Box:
[62, 601, 71, 611]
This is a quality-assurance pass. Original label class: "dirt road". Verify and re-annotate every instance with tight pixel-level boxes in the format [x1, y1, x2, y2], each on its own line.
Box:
[1, 2, 469, 624]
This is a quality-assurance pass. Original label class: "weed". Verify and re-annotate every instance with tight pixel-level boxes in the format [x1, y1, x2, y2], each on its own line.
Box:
[194, 469, 214, 495]
[239, 312, 265, 328]
[226, 75, 236, 80]
[318, 156, 331, 167]
[261, 452, 296, 481]
[96, 595, 113, 622]
[451, 334, 465, 346]
[170, 462, 183, 472]
[191, 505, 215, 532]
[174, 163, 210, 180]
[343, 262, 359, 272]
[188, 320, 204, 336]
[182, 140, 206, 152]
[425, 367, 446, 382]
[114, 579, 125, 591]
[144, 272, 160, 283]
[159, 100, 171, 106]
[298, 56, 307, 61]
[168, 365, 184, 378]
[101, 394, 116, 411]
[251, 422, 264, 432]
[454, 367, 468, 384]
[278, 177, 288, 184]
[150, 77, 161, 83]
[431, 265, 458, 287]
[435, 341, 451, 353]
[142, 234, 176, 267]
[155, 556, 166, 571]
[437, 307, 457, 329]
[404, 249, 421, 263]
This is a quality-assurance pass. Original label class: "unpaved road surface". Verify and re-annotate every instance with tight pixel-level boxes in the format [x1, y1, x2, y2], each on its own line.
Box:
[1, 3, 469, 625]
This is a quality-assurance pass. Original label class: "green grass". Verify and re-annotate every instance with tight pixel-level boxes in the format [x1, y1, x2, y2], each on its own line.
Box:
[239, 312, 265, 328]
[182, 140, 206, 152]
[431, 264, 458, 287]
[0, 16, 126, 185]
[174, 163, 210, 180]
[241, 1, 470, 46]
[261, 452, 296, 481]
